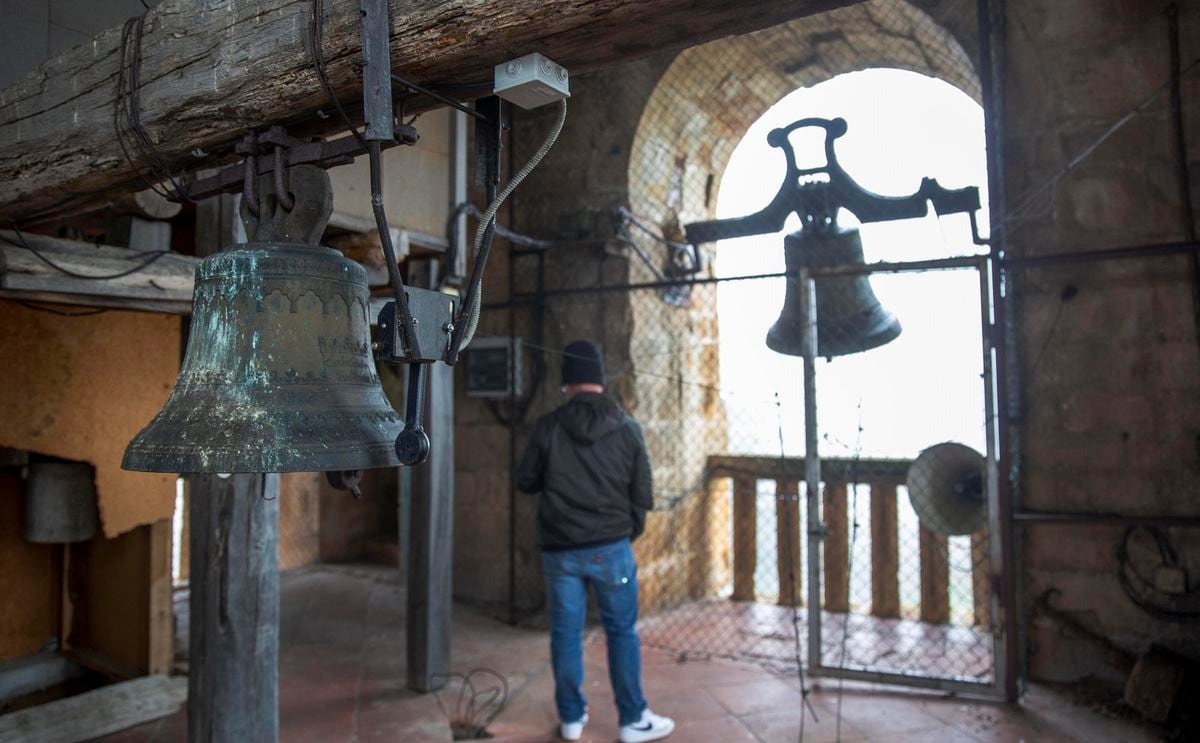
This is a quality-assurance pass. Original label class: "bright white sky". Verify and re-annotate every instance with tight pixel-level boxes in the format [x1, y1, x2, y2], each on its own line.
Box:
[715, 68, 990, 459]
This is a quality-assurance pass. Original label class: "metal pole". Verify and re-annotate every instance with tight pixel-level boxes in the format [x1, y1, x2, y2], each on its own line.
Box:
[979, 259, 1006, 699]
[800, 268, 823, 671]
[977, 0, 1021, 702]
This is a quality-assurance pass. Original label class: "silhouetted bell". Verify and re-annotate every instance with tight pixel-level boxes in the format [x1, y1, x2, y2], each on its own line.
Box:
[122, 244, 403, 473]
[767, 225, 901, 357]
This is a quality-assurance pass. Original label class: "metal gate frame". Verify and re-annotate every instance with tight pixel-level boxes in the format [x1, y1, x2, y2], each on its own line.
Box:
[799, 255, 1012, 699]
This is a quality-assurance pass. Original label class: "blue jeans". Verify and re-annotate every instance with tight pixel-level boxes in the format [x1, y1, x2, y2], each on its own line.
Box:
[542, 538, 646, 726]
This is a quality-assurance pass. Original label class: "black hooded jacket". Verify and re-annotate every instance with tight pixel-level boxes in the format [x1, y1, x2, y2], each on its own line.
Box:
[515, 393, 653, 551]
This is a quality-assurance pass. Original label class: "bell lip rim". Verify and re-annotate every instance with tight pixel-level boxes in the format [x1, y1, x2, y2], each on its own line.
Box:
[120, 451, 405, 474]
[765, 321, 902, 357]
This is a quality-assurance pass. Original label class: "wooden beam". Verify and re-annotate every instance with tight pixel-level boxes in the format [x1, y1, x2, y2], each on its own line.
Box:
[918, 526, 950, 624]
[730, 475, 757, 602]
[971, 531, 991, 627]
[0, 0, 849, 224]
[407, 361, 455, 693]
[189, 474, 280, 742]
[774, 478, 802, 607]
[0, 229, 197, 314]
[869, 484, 900, 619]
[822, 482, 849, 613]
[147, 518, 174, 676]
[0, 674, 186, 743]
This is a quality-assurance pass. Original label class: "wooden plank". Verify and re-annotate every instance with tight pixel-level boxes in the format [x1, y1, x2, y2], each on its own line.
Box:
[189, 474, 280, 742]
[0, 674, 186, 743]
[869, 483, 900, 619]
[822, 482, 849, 613]
[919, 526, 950, 624]
[774, 479, 802, 607]
[971, 530, 991, 627]
[731, 475, 757, 602]
[146, 518, 173, 675]
[0, 229, 197, 314]
[707, 455, 911, 485]
[0, 0, 852, 224]
[407, 361, 455, 692]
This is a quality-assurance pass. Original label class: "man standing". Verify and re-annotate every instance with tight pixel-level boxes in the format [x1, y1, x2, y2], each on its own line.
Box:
[516, 340, 675, 743]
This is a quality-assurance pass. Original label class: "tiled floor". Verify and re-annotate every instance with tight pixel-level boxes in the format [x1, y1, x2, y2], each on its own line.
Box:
[637, 599, 993, 682]
[100, 565, 1157, 742]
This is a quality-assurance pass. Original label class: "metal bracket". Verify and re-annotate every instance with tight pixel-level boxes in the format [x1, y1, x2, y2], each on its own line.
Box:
[179, 124, 418, 204]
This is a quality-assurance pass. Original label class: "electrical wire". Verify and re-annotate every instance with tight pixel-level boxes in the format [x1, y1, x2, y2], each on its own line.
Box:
[1, 224, 170, 280]
[458, 99, 568, 352]
[114, 11, 191, 202]
[1117, 526, 1200, 622]
[309, 0, 367, 152]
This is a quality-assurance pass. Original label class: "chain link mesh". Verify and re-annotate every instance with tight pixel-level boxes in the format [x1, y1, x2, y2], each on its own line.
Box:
[492, 0, 997, 691]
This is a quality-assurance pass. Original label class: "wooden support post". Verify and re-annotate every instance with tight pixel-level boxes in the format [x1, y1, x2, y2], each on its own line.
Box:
[869, 483, 900, 619]
[188, 473, 280, 742]
[919, 526, 950, 624]
[731, 475, 757, 602]
[407, 361, 455, 693]
[147, 519, 174, 675]
[187, 193, 279, 742]
[822, 481, 849, 613]
[971, 531, 991, 627]
[774, 479, 801, 607]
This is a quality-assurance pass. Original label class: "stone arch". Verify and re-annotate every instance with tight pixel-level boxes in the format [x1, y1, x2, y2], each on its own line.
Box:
[627, 0, 982, 235]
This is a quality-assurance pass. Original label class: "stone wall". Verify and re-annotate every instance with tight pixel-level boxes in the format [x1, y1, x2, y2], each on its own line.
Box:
[449, 0, 1200, 687]
[1003, 0, 1200, 682]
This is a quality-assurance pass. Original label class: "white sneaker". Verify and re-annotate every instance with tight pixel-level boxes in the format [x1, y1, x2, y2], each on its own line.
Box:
[619, 709, 675, 742]
[560, 712, 588, 741]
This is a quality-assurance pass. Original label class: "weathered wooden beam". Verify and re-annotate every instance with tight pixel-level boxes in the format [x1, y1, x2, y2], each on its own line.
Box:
[0, 229, 197, 313]
[0, 674, 186, 743]
[0, 0, 848, 223]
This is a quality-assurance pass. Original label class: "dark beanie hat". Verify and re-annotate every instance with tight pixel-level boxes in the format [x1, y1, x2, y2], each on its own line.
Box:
[561, 340, 605, 387]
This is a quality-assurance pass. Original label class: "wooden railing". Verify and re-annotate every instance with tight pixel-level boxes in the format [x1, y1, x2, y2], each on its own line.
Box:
[706, 455, 991, 626]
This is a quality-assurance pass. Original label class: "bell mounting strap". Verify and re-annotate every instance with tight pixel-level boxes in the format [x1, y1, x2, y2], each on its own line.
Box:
[683, 117, 988, 245]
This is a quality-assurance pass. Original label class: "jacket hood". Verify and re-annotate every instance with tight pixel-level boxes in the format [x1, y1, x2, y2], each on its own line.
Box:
[555, 393, 625, 444]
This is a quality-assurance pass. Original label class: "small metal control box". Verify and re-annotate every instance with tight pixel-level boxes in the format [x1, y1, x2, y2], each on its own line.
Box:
[493, 53, 570, 110]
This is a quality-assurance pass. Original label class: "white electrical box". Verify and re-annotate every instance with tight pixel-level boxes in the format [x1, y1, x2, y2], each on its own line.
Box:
[493, 53, 570, 110]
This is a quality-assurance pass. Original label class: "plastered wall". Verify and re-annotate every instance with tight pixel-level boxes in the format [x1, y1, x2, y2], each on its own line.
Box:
[0, 302, 179, 536]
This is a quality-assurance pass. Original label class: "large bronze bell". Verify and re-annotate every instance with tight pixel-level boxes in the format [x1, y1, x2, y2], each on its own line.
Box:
[767, 225, 901, 357]
[122, 166, 403, 473]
